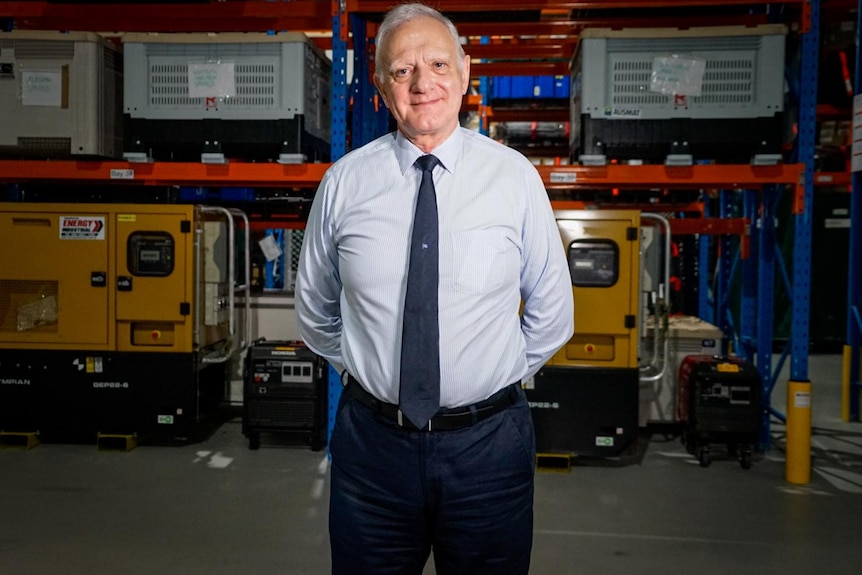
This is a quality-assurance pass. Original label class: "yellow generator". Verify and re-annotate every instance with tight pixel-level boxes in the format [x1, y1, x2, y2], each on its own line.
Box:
[526, 209, 641, 458]
[0, 202, 249, 439]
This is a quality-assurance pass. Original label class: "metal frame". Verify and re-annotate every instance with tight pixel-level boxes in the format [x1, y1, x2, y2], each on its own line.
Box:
[845, 0, 862, 421]
[0, 0, 836, 444]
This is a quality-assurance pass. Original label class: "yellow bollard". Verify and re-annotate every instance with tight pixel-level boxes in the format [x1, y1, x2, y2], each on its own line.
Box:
[786, 380, 812, 484]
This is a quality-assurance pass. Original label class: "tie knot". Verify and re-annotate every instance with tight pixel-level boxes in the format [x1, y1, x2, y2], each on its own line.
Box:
[415, 155, 439, 173]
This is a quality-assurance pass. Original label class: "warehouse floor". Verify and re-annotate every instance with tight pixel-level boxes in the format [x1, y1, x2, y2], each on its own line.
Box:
[2, 353, 861, 575]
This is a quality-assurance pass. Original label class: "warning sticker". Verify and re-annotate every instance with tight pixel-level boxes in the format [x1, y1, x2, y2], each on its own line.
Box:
[59, 216, 105, 240]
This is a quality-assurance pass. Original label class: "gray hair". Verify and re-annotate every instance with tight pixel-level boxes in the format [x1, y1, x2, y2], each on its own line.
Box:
[374, 3, 466, 82]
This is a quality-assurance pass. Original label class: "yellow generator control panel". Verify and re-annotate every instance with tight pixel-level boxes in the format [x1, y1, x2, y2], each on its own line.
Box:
[548, 209, 641, 369]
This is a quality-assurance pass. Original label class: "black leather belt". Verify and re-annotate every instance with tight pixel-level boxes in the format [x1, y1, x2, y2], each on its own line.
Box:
[346, 375, 519, 432]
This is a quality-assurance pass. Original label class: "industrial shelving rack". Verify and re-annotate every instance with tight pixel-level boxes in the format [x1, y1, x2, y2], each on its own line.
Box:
[0, 0, 858, 438]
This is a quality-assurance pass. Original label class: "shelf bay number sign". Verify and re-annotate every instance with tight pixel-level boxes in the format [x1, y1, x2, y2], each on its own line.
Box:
[188, 62, 236, 104]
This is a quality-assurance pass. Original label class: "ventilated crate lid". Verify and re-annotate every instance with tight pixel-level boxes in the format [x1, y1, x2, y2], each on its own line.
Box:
[577, 24, 787, 41]
[121, 32, 312, 45]
[0, 30, 118, 50]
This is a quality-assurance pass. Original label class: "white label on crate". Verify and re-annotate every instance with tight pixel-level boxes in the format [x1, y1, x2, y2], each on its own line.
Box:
[188, 62, 236, 99]
[549, 172, 577, 184]
[110, 169, 134, 180]
[650, 55, 706, 97]
[59, 216, 105, 240]
[794, 391, 811, 409]
[21, 69, 63, 107]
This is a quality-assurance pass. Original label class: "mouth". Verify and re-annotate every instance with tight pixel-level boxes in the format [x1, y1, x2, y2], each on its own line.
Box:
[412, 98, 441, 108]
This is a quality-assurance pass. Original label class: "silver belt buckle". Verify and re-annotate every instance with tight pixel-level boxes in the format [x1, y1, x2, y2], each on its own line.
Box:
[396, 409, 432, 431]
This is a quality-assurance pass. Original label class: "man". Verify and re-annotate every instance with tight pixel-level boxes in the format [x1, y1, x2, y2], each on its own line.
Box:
[295, 3, 574, 574]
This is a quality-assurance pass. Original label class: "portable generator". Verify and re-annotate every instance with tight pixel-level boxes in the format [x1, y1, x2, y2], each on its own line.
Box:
[0, 202, 249, 439]
[242, 340, 327, 451]
[526, 210, 641, 458]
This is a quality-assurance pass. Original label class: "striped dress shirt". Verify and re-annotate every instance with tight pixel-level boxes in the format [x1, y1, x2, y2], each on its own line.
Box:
[295, 127, 574, 408]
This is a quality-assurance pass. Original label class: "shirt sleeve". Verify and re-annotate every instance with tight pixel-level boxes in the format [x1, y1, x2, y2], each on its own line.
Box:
[294, 170, 346, 374]
[518, 166, 575, 379]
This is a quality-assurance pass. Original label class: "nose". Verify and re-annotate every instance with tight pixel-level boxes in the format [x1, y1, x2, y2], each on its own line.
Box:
[411, 65, 433, 92]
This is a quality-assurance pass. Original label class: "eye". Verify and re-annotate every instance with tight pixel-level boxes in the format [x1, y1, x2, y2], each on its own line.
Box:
[433, 61, 447, 71]
[393, 67, 411, 81]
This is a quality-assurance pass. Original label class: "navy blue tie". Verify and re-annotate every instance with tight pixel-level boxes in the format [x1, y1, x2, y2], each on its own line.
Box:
[399, 154, 441, 429]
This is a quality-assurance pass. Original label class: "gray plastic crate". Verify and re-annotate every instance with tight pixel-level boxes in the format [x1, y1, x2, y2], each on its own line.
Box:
[0, 31, 123, 158]
[570, 25, 787, 165]
[122, 32, 330, 162]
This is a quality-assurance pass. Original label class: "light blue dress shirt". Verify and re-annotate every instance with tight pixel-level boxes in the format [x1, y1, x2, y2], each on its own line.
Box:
[295, 127, 574, 408]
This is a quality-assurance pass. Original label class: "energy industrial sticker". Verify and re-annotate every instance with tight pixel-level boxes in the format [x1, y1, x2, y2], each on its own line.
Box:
[59, 216, 105, 240]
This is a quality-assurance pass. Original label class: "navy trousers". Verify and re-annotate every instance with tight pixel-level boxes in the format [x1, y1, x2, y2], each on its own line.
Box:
[328, 385, 536, 575]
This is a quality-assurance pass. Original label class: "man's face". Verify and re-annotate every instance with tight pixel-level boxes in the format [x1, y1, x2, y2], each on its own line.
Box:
[374, 16, 471, 150]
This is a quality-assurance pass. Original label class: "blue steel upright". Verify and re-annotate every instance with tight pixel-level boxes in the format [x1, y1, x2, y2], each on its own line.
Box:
[791, 0, 819, 389]
[327, 5, 349, 443]
[846, 0, 862, 421]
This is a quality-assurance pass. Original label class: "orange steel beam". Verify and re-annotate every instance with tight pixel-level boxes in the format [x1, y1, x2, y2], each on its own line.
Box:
[348, 0, 803, 11]
[465, 43, 576, 61]
[0, 162, 804, 194]
[0, 161, 331, 188]
[539, 163, 805, 218]
[0, 2, 333, 33]
[551, 200, 706, 213]
[0, 2, 785, 35]
[0, 161, 804, 199]
[551, 201, 747, 238]
[668, 217, 748, 235]
[455, 15, 770, 37]
[0, 2, 796, 34]
[538, 164, 803, 189]
[471, 61, 570, 77]
[489, 108, 570, 123]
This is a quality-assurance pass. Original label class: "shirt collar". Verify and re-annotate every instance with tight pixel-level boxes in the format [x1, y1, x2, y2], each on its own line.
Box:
[394, 128, 462, 176]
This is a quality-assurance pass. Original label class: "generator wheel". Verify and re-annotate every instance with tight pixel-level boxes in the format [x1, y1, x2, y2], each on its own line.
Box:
[683, 432, 696, 455]
[698, 446, 711, 468]
[248, 433, 261, 451]
[740, 446, 753, 470]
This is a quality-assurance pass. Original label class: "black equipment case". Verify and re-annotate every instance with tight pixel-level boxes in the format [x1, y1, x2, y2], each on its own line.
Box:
[677, 355, 762, 469]
[242, 340, 327, 451]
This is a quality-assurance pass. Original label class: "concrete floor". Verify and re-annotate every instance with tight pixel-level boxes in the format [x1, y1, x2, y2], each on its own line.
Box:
[2, 353, 861, 575]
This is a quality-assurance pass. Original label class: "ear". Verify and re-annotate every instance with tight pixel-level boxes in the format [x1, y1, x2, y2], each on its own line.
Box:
[461, 55, 471, 95]
[373, 74, 388, 107]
